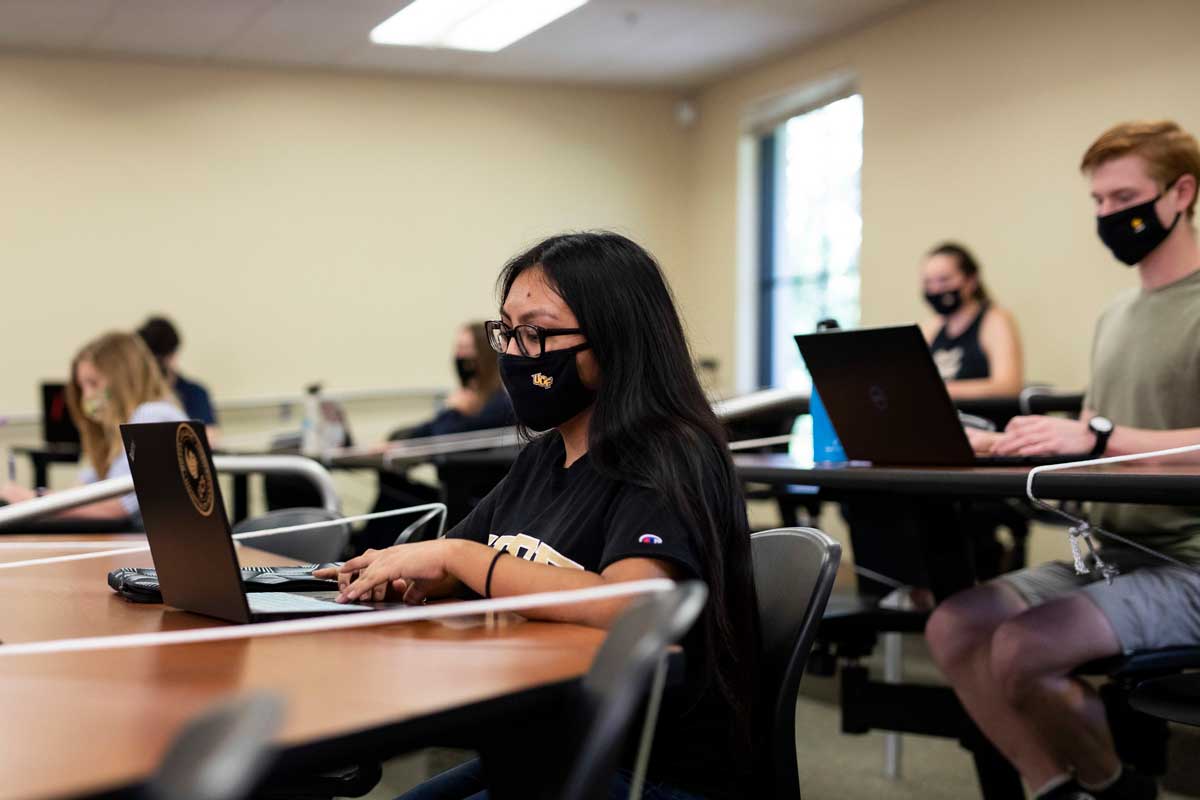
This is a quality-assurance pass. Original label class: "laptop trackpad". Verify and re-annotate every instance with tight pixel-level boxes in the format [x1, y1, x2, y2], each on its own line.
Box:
[247, 593, 372, 614]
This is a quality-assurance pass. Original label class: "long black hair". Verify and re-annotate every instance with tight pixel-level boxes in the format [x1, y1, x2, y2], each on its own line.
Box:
[928, 241, 990, 303]
[498, 231, 759, 755]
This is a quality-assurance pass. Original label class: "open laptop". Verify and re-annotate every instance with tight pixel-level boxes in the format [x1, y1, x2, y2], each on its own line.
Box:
[40, 382, 80, 446]
[121, 420, 377, 622]
[793, 325, 1090, 467]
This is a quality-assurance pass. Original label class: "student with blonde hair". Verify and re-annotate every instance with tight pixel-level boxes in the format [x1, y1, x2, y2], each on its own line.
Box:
[1, 331, 186, 520]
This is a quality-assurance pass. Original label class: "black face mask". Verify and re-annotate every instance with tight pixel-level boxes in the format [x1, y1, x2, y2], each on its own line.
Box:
[498, 343, 595, 432]
[924, 288, 965, 316]
[1097, 187, 1181, 267]
[455, 357, 477, 387]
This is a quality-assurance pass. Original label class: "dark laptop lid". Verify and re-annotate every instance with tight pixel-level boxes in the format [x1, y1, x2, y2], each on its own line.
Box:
[40, 383, 80, 445]
[120, 421, 251, 623]
[794, 324, 975, 466]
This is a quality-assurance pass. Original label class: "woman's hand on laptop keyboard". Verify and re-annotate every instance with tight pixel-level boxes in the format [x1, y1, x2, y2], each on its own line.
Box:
[314, 541, 460, 605]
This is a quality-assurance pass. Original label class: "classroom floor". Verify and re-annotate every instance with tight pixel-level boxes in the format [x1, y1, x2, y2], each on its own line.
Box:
[368, 634, 1200, 800]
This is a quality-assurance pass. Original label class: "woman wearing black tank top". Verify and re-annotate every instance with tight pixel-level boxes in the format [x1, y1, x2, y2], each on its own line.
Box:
[918, 242, 1024, 398]
[843, 244, 1028, 606]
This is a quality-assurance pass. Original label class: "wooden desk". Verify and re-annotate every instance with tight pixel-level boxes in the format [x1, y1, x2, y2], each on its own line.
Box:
[11, 444, 81, 489]
[733, 455, 1200, 800]
[0, 533, 146, 565]
[330, 433, 520, 473]
[734, 454, 1200, 505]
[713, 391, 1082, 428]
[0, 537, 604, 800]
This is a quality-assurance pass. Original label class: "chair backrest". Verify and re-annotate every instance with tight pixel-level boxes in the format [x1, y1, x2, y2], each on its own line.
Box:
[146, 692, 283, 800]
[559, 581, 708, 800]
[231, 507, 350, 563]
[751, 527, 842, 800]
[264, 433, 326, 510]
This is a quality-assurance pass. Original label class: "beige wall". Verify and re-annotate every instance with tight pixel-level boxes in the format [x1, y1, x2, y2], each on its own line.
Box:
[684, 0, 1200, 394]
[9, 0, 1200, 420]
[0, 54, 690, 416]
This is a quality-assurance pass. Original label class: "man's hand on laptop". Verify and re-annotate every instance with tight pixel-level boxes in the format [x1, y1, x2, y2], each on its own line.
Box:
[965, 427, 1001, 455]
[992, 415, 1091, 456]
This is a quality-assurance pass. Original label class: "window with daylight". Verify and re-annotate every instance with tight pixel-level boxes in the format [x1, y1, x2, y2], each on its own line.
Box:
[757, 93, 863, 390]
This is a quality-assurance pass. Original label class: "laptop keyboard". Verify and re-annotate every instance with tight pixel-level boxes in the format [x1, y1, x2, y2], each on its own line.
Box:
[247, 592, 371, 614]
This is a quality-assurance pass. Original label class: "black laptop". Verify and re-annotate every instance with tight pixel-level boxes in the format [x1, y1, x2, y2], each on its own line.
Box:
[793, 325, 1090, 467]
[121, 420, 377, 622]
[41, 382, 80, 446]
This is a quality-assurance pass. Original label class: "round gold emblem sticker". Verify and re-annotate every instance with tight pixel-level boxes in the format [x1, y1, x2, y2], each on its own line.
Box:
[176, 423, 215, 517]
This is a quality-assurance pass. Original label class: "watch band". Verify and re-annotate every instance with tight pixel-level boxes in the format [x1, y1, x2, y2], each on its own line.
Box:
[1089, 422, 1112, 457]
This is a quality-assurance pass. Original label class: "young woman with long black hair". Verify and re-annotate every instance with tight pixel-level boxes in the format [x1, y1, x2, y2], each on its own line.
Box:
[316, 232, 758, 799]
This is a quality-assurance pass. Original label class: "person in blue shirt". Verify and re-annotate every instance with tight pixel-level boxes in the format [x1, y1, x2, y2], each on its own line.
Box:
[137, 316, 220, 445]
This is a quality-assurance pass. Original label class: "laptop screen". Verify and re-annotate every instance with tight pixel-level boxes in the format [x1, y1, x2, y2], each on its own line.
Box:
[40, 383, 81, 445]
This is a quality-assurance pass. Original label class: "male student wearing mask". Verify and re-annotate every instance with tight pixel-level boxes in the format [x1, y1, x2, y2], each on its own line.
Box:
[926, 120, 1200, 800]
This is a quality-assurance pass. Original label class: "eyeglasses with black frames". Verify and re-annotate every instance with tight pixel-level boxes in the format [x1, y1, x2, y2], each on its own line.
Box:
[484, 320, 584, 358]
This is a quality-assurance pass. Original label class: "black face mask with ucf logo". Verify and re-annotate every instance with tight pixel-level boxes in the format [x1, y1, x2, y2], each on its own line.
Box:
[498, 343, 595, 432]
[1096, 181, 1182, 267]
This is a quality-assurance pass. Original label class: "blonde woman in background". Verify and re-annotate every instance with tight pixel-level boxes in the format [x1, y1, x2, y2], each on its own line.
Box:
[0, 331, 186, 520]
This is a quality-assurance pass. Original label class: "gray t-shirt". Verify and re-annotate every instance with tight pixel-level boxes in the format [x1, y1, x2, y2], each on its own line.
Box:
[1085, 268, 1200, 563]
[79, 401, 187, 516]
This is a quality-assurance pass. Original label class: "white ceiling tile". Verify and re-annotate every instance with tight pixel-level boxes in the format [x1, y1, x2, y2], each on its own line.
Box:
[218, 0, 403, 65]
[0, 0, 116, 48]
[86, 0, 272, 58]
[0, 0, 922, 89]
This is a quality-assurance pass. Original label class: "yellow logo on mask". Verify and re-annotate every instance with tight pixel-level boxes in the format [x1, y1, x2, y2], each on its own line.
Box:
[1131, 217, 1146, 233]
[532, 373, 554, 389]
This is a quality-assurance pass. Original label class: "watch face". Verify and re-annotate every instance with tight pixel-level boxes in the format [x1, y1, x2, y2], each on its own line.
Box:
[1091, 417, 1114, 434]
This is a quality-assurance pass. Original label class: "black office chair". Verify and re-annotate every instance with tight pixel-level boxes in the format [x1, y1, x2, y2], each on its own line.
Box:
[1076, 646, 1200, 777]
[557, 581, 708, 800]
[263, 410, 353, 512]
[1130, 669, 1200, 728]
[145, 692, 284, 800]
[232, 507, 351, 563]
[750, 527, 842, 800]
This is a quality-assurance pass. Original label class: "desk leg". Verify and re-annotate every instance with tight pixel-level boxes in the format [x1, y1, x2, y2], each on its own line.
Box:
[232, 474, 250, 523]
[916, 500, 978, 602]
[32, 455, 50, 490]
[917, 500, 1025, 800]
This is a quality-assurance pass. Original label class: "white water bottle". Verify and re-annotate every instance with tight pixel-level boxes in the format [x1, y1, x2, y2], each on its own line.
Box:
[301, 383, 322, 458]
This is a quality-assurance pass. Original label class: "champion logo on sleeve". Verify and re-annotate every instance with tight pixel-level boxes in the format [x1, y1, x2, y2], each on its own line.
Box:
[638, 534, 663, 545]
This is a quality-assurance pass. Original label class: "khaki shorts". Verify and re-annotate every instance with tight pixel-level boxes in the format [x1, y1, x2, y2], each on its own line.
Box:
[998, 548, 1200, 653]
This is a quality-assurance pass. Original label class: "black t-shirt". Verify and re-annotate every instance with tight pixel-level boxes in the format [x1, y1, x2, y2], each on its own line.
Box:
[446, 432, 743, 798]
[447, 433, 703, 579]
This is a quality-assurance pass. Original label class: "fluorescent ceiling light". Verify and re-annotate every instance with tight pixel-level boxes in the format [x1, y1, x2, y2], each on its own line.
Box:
[371, 0, 589, 53]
